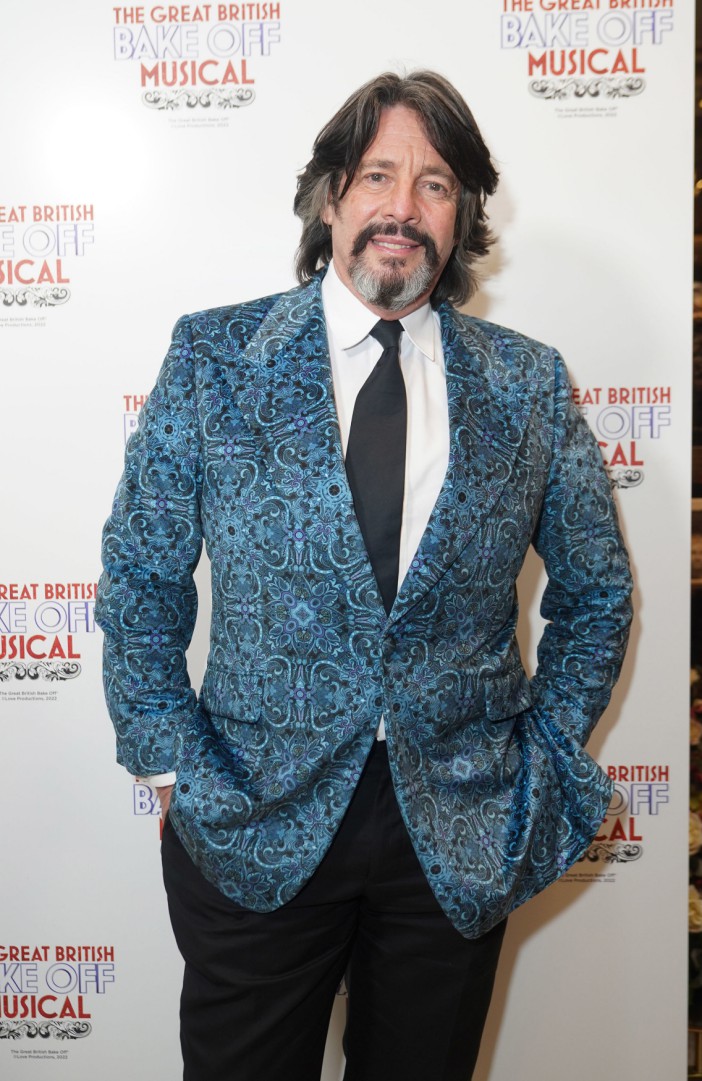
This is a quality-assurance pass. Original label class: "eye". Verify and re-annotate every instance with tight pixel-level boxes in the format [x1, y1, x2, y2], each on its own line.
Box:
[423, 180, 450, 197]
[364, 172, 387, 185]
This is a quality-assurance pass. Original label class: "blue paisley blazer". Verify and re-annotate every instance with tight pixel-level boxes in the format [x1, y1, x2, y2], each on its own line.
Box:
[96, 275, 632, 938]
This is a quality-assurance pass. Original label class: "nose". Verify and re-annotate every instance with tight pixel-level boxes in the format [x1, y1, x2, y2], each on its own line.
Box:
[381, 178, 420, 224]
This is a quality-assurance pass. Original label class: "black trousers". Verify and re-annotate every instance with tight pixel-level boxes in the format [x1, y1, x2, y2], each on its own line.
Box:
[161, 740, 506, 1081]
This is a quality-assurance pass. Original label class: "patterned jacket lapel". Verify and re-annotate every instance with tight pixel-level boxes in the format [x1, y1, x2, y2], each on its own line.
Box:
[223, 277, 384, 612]
[391, 305, 540, 622]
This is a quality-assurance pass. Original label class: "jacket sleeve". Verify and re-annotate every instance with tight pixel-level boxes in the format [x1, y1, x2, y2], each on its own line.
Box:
[529, 350, 633, 746]
[95, 316, 203, 776]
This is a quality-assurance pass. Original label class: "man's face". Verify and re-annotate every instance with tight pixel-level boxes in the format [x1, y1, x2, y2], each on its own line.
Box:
[322, 105, 460, 318]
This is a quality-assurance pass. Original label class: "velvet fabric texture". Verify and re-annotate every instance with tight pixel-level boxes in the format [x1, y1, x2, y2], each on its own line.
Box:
[97, 273, 633, 938]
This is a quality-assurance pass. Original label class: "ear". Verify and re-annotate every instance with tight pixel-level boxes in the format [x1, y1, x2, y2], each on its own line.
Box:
[321, 177, 340, 227]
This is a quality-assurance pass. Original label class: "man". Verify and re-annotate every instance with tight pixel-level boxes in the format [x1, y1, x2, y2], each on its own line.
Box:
[97, 70, 632, 1081]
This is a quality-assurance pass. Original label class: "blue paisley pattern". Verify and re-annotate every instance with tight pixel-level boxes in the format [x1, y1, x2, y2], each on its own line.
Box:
[96, 275, 632, 938]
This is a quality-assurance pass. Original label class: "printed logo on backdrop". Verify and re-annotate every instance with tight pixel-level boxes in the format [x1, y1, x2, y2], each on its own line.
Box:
[0, 583, 97, 702]
[561, 764, 670, 883]
[123, 393, 148, 444]
[112, 3, 283, 123]
[574, 383, 671, 488]
[0, 944, 115, 1057]
[498, 0, 676, 116]
[134, 781, 166, 835]
[0, 204, 95, 320]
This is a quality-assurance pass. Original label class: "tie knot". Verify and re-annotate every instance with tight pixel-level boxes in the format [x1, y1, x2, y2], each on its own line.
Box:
[370, 319, 403, 351]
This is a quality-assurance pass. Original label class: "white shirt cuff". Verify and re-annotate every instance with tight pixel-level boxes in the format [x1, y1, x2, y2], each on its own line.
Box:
[136, 771, 177, 787]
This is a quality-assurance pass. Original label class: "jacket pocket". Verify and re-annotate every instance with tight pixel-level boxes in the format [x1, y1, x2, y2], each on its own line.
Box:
[484, 668, 532, 722]
[200, 666, 263, 723]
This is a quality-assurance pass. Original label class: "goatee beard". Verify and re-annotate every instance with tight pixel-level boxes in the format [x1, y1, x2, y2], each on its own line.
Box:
[348, 223, 440, 312]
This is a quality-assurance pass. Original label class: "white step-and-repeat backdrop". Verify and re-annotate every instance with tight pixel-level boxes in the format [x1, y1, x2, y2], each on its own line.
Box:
[1, 1, 692, 1078]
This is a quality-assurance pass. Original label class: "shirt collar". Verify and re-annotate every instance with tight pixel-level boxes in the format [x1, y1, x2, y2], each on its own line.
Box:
[321, 261, 437, 363]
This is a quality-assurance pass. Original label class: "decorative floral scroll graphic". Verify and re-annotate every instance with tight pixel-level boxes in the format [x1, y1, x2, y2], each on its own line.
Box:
[143, 88, 255, 111]
[609, 469, 644, 490]
[529, 77, 646, 101]
[0, 661, 81, 682]
[0, 287, 70, 308]
[582, 842, 643, 864]
[0, 1020, 92, 1040]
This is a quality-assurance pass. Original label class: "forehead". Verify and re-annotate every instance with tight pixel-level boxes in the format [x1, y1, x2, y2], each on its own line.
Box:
[361, 105, 455, 176]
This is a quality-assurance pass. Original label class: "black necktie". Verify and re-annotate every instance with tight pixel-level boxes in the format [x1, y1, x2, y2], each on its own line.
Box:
[345, 319, 407, 616]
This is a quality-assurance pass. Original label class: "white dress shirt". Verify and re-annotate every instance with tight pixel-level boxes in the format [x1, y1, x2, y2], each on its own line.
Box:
[143, 263, 450, 781]
[322, 261, 450, 590]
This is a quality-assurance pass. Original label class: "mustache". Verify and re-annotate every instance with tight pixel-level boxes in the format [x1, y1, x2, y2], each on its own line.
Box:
[350, 223, 439, 265]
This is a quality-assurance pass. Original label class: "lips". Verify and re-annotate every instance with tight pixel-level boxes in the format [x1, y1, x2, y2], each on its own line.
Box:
[351, 222, 429, 259]
[370, 237, 420, 254]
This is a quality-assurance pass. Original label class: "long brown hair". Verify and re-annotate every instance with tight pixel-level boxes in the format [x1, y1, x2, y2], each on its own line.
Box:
[293, 71, 499, 306]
